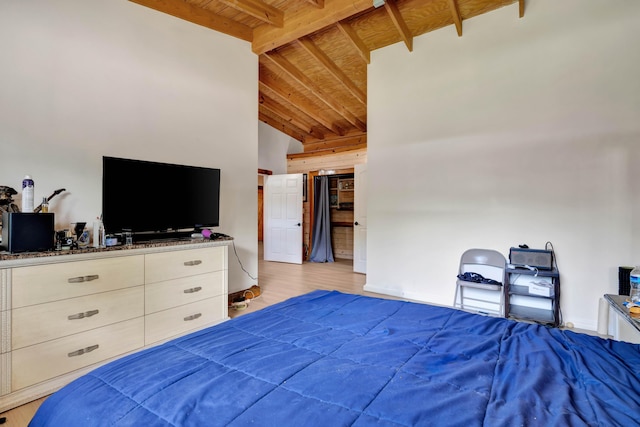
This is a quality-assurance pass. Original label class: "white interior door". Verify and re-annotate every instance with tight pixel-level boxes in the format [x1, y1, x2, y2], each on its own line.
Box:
[353, 164, 367, 274]
[264, 174, 303, 264]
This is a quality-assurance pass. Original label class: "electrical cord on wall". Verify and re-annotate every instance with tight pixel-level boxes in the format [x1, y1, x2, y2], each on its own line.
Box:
[232, 240, 258, 282]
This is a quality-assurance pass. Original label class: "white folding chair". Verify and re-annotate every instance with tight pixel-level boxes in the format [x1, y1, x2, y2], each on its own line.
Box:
[453, 248, 506, 317]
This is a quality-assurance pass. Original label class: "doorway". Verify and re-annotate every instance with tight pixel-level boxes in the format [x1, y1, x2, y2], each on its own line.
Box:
[257, 169, 271, 244]
[326, 173, 355, 260]
[258, 168, 358, 263]
[307, 170, 355, 261]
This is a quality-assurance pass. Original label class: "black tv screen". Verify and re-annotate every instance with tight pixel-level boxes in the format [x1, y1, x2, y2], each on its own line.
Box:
[102, 156, 220, 238]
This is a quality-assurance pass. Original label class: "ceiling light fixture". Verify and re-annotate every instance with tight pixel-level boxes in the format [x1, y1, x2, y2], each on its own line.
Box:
[373, 0, 385, 8]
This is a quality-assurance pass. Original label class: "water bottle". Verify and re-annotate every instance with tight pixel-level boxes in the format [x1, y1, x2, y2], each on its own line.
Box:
[40, 197, 49, 213]
[22, 175, 34, 212]
[93, 218, 105, 248]
[630, 266, 640, 303]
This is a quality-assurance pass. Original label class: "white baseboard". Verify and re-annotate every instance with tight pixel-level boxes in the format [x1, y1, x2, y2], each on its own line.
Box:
[363, 284, 406, 299]
[362, 285, 436, 305]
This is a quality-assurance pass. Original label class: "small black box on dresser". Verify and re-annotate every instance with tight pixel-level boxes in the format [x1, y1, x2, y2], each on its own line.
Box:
[1, 212, 55, 253]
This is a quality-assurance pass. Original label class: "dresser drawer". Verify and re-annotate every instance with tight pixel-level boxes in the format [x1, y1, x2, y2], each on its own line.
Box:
[145, 271, 225, 314]
[12, 317, 144, 390]
[12, 286, 144, 350]
[12, 255, 144, 308]
[145, 296, 225, 345]
[145, 247, 225, 284]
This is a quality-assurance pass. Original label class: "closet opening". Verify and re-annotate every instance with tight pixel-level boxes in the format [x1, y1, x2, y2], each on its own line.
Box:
[308, 171, 355, 261]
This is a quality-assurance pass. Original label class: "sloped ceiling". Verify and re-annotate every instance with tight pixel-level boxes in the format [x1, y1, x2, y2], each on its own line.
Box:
[131, 0, 524, 155]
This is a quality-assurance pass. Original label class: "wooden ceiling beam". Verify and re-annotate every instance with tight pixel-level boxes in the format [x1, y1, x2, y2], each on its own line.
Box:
[301, 133, 367, 154]
[519, 0, 525, 18]
[128, 0, 253, 41]
[447, 0, 463, 37]
[219, 0, 284, 28]
[259, 111, 307, 142]
[259, 80, 344, 136]
[263, 51, 366, 132]
[384, 1, 413, 52]
[252, 0, 372, 55]
[260, 94, 325, 139]
[336, 22, 370, 64]
[303, 140, 367, 154]
[297, 38, 366, 105]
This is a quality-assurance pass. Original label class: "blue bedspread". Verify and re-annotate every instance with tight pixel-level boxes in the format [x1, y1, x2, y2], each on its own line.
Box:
[30, 290, 640, 426]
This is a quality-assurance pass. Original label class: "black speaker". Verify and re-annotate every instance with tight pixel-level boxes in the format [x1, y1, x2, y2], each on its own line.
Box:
[618, 266, 633, 296]
[1, 212, 55, 253]
[509, 247, 553, 270]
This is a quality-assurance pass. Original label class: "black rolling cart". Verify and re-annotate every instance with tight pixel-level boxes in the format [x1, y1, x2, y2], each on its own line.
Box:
[505, 267, 560, 327]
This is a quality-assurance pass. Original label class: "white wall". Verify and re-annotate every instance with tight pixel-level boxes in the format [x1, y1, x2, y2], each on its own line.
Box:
[258, 122, 285, 174]
[366, 0, 640, 330]
[0, 0, 258, 292]
[258, 122, 301, 174]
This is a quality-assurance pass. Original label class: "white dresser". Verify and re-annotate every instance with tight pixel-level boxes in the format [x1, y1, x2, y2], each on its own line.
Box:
[0, 239, 229, 412]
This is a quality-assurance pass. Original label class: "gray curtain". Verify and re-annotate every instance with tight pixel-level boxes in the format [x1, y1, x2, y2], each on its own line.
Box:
[309, 176, 334, 263]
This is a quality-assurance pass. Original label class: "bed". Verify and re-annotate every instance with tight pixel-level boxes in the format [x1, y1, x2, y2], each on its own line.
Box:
[30, 290, 640, 426]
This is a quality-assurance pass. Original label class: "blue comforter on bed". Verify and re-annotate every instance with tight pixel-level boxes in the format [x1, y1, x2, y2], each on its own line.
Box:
[30, 290, 640, 426]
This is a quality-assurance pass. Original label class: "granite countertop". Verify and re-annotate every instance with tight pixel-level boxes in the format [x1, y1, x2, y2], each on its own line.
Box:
[604, 294, 640, 333]
[0, 236, 233, 262]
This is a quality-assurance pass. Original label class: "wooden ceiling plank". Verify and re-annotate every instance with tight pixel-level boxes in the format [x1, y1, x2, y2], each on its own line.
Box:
[129, 0, 253, 41]
[305, 0, 324, 8]
[259, 111, 307, 142]
[288, 135, 367, 156]
[218, 0, 284, 28]
[297, 38, 366, 105]
[447, 0, 463, 37]
[519, 0, 525, 18]
[302, 140, 367, 155]
[264, 51, 366, 132]
[336, 22, 370, 64]
[259, 80, 344, 136]
[252, 0, 372, 54]
[260, 98, 312, 134]
[384, 0, 413, 52]
[260, 94, 326, 139]
[301, 133, 366, 153]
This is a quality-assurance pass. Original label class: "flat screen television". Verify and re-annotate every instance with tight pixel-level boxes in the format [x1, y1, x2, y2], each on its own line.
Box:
[102, 156, 220, 241]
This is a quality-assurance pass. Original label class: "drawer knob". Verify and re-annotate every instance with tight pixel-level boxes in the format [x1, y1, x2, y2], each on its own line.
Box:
[68, 274, 100, 283]
[183, 260, 203, 267]
[68, 344, 99, 358]
[68, 309, 100, 320]
[184, 313, 202, 321]
[183, 286, 203, 294]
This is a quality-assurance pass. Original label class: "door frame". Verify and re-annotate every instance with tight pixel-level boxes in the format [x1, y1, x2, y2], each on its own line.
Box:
[353, 163, 367, 274]
[257, 169, 272, 243]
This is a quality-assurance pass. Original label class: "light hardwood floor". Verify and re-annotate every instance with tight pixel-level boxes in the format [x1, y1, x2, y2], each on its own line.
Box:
[0, 247, 380, 426]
